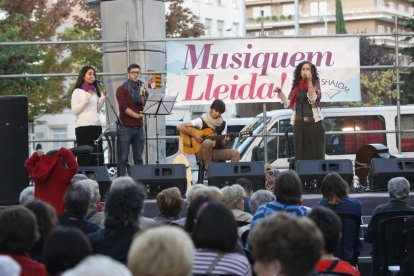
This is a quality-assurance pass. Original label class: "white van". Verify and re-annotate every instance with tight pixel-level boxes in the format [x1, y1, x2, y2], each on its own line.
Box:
[233, 105, 414, 169]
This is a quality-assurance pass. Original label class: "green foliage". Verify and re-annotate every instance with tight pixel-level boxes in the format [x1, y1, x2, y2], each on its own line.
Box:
[361, 69, 397, 105]
[271, 15, 278, 21]
[335, 0, 347, 34]
[0, 0, 102, 121]
[165, 0, 205, 38]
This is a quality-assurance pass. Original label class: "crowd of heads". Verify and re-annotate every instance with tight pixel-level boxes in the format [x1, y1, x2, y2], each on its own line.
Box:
[2, 166, 413, 276]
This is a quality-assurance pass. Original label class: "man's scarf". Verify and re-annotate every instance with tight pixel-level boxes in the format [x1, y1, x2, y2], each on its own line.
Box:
[123, 80, 143, 104]
[201, 112, 224, 129]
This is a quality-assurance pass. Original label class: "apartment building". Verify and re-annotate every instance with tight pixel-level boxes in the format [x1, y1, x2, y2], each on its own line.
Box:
[182, 0, 246, 37]
[245, 0, 413, 38]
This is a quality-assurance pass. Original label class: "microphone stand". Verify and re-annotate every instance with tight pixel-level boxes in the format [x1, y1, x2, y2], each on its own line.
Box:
[96, 80, 124, 166]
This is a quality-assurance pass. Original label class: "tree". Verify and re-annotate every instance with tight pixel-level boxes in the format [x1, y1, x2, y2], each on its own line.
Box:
[335, 0, 347, 34]
[0, 0, 102, 121]
[0, 0, 72, 121]
[165, 0, 205, 38]
[361, 69, 398, 105]
[399, 1, 414, 104]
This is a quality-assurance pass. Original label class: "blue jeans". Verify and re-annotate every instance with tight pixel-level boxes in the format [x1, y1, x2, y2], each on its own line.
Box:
[117, 126, 145, 176]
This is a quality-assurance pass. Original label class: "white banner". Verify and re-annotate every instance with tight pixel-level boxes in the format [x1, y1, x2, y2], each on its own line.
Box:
[166, 37, 361, 105]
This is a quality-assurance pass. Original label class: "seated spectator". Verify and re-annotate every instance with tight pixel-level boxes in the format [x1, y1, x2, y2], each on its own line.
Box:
[235, 178, 253, 214]
[196, 186, 223, 202]
[81, 179, 104, 227]
[250, 170, 308, 230]
[0, 206, 47, 276]
[62, 255, 131, 276]
[184, 195, 215, 234]
[222, 184, 252, 224]
[238, 190, 275, 246]
[24, 200, 58, 262]
[89, 176, 146, 264]
[172, 184, 207, 227]
[309, 206, 360, 276]
[249, 212, 323, 276]
[0, 255, 21, 276]
[319, 173, 362, 215]
[364, 177, 414, 243]
[153, 187, 184, 223]
[192, 202, 252, 275]
[42, 226, 92, 276]
[70, 174, 88, 185]
[25, 147, 78, 215]
[318, 172, 362, 263]
[19, 186, 35, 205]
[128, 225, 193, 276]
[59, 181, 99, 235]
[364, 177, 414, 275]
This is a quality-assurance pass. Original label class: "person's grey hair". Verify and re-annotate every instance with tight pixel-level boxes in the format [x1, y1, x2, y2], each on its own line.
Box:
[388, 177, 411, 200]
[110, 176, 136, 190]
[249, 190, 276, 214]
[64, 181, 93, 215]
[186, 184, 206, 204]
[19, 186, 34, 205]
[78, 179, 100, 207]
[70, 174, 88, 185]
[128, 225, 194, 276]
[221, 184, 244, 209]
[62, 255, 131, 276]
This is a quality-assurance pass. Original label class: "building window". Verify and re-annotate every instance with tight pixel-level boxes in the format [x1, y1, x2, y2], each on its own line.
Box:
[283, 29, 296, 36]
[398, 4, 405, 14]
[233, 22, 240, 36]
[51, 127, 67, 149]
[217, 20, 224, 37]
[378, 25, 385, 33]
[232, 0, 238, 9]
[253, 6, 271, 19]
[310, 1, 328, 16]
[205, 18, 212, 36]
[311, 28, 326, 35]
[282, 4, 294, 16]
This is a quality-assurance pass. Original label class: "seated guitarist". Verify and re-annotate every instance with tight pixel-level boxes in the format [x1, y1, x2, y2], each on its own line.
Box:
[177, 99, 240, 174]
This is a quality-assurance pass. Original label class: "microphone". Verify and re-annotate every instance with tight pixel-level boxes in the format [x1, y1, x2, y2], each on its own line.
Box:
[92, 78, 104, 84]
[303, 73, 307, 79]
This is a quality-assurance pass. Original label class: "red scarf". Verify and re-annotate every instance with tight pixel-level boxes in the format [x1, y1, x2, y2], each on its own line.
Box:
[289, 79, 309, 109]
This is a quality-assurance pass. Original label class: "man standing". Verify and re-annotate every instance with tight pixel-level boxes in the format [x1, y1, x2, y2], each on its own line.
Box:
[177, 99, 240, 173]
[116, 64, 148, 176]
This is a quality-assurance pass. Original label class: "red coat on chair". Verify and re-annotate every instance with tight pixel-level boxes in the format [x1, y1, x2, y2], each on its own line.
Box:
[25, 147, 78, 215]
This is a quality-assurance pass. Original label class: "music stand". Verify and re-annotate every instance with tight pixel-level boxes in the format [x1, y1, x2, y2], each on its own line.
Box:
[143, 94, 176, 164]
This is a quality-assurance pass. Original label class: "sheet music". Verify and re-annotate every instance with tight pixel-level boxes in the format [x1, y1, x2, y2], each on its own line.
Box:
[143, 94, 176, 115]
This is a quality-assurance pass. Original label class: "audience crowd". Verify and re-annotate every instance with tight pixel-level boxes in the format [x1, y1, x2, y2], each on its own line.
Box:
[1, 152, 414, 276]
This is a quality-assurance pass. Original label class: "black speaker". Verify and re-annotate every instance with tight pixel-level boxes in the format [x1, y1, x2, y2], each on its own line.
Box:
[78, 166, 112, 200]
[130, 164, 187, 198]
[296, 159, 353, 193]
[369, 158, 414, 191]
[0, 96, 29, 204]
[207, 161, 265, 191]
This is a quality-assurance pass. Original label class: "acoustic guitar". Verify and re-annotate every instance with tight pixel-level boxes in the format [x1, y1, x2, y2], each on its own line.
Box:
[180, 127, 252, 154]
[173, 136, 192, 187]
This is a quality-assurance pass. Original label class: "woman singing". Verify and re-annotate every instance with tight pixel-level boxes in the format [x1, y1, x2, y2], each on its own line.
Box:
[275, 61, 325, 160]
[71, 65, 107, 166]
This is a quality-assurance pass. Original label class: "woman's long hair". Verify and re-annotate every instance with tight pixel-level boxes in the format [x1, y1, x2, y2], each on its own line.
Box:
[291, 61, 319, 90]
[73, 65, 101, 97]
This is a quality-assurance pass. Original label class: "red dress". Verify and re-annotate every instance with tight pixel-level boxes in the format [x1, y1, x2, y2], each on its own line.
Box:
[25, 147, 78, 215]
